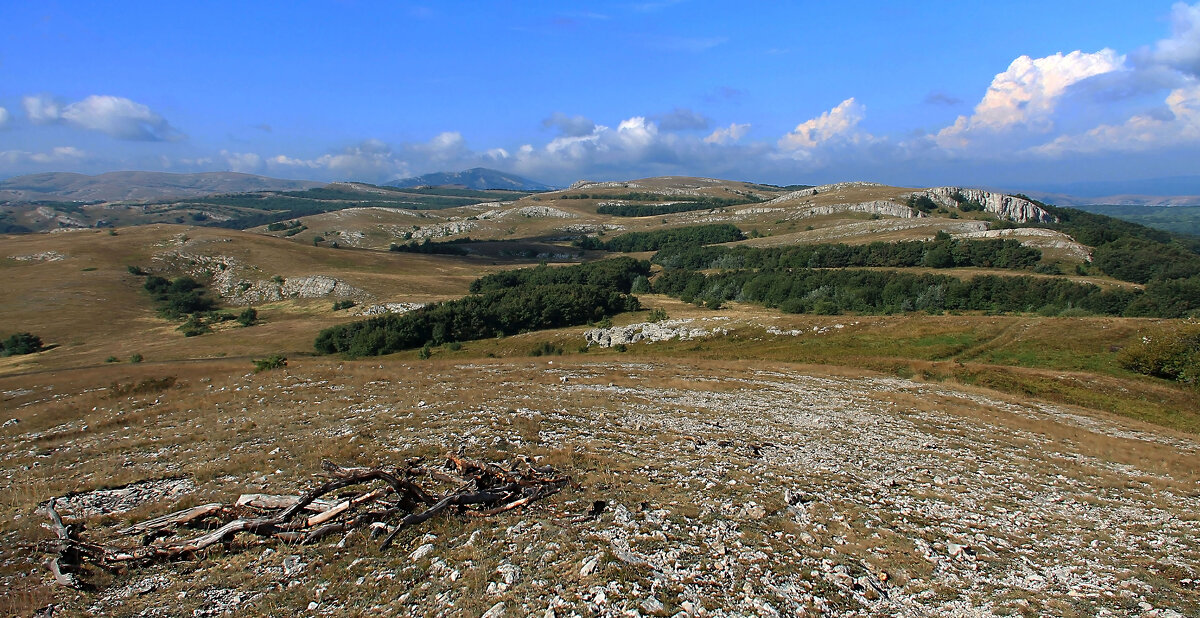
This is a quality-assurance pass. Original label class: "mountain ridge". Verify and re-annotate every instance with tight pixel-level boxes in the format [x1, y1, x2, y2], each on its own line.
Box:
[388, 167, 553, 191]
[0, 171, 323, 203]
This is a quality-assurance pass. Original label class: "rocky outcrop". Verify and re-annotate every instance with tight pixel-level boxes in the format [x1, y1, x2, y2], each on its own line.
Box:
[478, 205, 577, 219]
[922, 187, 1057, 223]
[764, 182, 886, 206]
[408, 220, 478, 240]
[153, 252, 369, 305]
[787, 200, 922, 220]
[584, 319, 730, 347]
[356, 302, 427, 316]
[9, 250, 67, 262]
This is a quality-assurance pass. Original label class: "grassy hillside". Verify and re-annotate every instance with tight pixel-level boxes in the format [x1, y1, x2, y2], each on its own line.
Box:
[3, 176, 1199, 616]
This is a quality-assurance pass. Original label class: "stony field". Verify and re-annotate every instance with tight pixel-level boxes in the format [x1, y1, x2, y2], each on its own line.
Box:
[2, 357, 1196, 617]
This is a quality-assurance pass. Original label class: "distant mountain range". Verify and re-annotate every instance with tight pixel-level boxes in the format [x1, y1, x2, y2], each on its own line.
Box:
[388, 167, 553, 191]
[0, 171, 322, 203]
[1015, 191, 1200, 207]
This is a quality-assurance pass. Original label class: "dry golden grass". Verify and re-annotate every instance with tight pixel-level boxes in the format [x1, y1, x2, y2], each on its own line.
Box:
[2, 185, 1198, 614]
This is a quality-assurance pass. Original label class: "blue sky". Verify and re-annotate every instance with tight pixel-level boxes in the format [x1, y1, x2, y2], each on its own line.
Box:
[2, 1, 1199, 192]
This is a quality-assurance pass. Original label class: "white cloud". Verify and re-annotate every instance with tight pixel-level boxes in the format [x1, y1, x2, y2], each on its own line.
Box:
[704, 122, 750, 144]
[779, 98, 865, 150]
[0, 146, 86, 166]
[221, 151, 264, 173]
[1032, 83, 1200, 155]
[267, 137, 432, 180]
[937, 50, 1123, 148]
[23, 95, 62, 124]
[0, 107, 8, 128]
[616, 116, 657, 149]
[21, 94, 180, 141]
[1154, 2, 1200, 76]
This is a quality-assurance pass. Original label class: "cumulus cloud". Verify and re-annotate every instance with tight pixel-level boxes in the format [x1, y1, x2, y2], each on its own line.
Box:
[22, 94, 181, 141]
[704, 122, 750, 144]
[266, 135, 472, 181]
[0, 146, 86, 166]
[930, 2, 1200, 159]
[779, 98, 866, 151]
[0, 107, 8, 128]
[654, 107, 711, 131]
[23, 95, 62, 124]
[542, 112, 596, 137]
[937, 50, 1123, 148]
[221, 150, 264, 173]
[269, 139, 406, 180]
[1153, 2, 1200, 76]
[1032, 83, 1200, 155]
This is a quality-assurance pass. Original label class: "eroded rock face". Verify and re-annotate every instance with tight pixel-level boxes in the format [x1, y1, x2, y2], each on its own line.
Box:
[923, 187, 1057, 223]
[790, 200, 923, 220]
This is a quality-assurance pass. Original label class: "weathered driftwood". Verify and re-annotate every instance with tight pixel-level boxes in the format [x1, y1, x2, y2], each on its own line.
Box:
[40, 453, 572, 588]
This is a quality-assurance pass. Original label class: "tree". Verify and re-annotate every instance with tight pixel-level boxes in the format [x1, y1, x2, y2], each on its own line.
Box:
[1, 332, 44, 356]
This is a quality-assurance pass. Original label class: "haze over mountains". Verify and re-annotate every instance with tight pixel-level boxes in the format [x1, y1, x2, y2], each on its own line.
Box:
[0, 171, 322, 203]
[388, 167, 554, 191]
[6, 168, 1200, 208]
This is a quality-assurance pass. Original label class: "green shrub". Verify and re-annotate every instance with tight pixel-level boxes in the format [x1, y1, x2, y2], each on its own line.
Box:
[1118, 326, 1200, 386]
[252, 354, 287, 372]
[237, 308, 258, 326]
[530, 341, 563, 357]
[332, 300, 357, 311]
[447, 341, 463, 351]
[130, 353, 143, 363]
[418, 345, 431, 360]
[177, 317, 211, 337]
[647, 308, 669, 322]
[0, 332, 44, 357]
[105, 356, 119, 363]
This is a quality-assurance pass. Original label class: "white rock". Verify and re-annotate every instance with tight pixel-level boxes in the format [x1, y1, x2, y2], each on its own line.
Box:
[580, 554, 601, 576]
[410, 543, 435, 561]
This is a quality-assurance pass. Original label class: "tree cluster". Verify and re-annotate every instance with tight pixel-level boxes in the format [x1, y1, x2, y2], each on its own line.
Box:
[1, 332, 43, 356]
[389, 238, 470, 256]
[652, 234, 1042, 271]
[596, 197, 757, 217]
[652, 268, 1138, 316]
[143, 275, 219, 319]
[316, 258, 649, 357]
[576, 224, 746, 252]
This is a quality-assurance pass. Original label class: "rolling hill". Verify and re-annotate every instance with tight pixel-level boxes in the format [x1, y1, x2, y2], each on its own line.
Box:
[0, 171, 323, 203]
[2, 173, 1198, 617]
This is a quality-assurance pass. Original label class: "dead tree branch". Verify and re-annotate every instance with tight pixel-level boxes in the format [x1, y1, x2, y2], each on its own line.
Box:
[40, 453, 571, 588]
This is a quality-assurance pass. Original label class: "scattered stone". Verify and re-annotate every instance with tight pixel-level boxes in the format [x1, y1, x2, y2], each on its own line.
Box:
[410, 543, 435, 561]
[580, 554, 601, 577]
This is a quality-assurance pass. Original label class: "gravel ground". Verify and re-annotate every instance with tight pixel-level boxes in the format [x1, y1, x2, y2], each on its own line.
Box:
[3, 359, 1197, 617]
